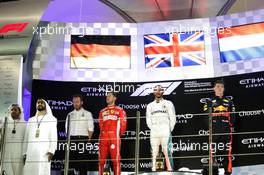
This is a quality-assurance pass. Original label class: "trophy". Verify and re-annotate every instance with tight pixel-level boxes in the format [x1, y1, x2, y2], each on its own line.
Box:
[156, 146, 164, 171]
[103, 159, 111, 175]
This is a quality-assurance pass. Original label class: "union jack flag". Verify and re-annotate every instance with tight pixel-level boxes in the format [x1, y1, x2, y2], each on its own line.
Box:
[144, 32, 206, 68]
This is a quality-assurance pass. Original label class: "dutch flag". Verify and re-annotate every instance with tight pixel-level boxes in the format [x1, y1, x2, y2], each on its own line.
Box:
[218, 23, 264, 63]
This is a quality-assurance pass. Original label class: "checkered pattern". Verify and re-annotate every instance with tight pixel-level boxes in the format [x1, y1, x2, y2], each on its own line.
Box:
[137, 18, 215, 81]
[203, 165, 264, 175]
[62, 23, 138, 81]
[32, 9, 264, 82]
[210, 9, 264, 77]
[32, 22, 138, 81]
[233, 164, 264, 175]
[32, 22, 65, 80]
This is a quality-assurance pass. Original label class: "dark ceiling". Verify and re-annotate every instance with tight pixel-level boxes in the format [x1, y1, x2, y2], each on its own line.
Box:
[1, 0, 264, 23]
[101, 0, 235, 22]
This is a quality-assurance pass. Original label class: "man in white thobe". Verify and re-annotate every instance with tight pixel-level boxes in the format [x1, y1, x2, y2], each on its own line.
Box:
[0, 104, 26, 175]
[23, 99, 58, 175]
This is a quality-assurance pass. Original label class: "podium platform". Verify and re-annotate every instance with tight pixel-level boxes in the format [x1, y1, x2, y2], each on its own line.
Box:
[133, 171, 201, 175]
[57, 171, 202, 175]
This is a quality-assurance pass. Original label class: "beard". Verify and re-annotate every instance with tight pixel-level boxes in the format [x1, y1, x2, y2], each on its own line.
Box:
[11, 113, 20, 119]
[155, 95, 162, 99]
[74, 105, 81, 110]
[37, 106, 46, 111]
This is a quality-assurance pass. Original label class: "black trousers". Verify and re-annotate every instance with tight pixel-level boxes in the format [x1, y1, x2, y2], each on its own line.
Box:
[69, 136, 89, 175]
[212, 126, 233, 175]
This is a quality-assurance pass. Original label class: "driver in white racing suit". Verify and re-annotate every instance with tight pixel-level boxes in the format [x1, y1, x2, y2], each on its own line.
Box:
[146, 85, 176, 171]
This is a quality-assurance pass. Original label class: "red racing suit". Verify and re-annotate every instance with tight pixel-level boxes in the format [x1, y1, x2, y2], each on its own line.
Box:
[98, 105, 127, 175]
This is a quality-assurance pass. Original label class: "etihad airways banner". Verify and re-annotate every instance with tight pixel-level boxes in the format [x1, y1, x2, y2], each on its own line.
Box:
[31, 71, 264, 172]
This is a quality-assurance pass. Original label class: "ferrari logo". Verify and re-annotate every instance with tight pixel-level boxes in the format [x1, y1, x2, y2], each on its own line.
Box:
[213, 105, 228, 112]
[102, 111, 109, 116]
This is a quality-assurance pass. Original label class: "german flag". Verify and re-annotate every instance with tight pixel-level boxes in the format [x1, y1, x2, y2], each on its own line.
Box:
[70, 35, 131, 68]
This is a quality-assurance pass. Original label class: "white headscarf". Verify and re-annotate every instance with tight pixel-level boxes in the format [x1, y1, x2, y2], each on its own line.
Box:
[35, 99, 53, 117]
[8, 104, 25, 122]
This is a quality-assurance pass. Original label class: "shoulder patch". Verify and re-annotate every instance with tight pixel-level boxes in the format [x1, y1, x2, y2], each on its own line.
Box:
[115, 106, 122, 110]
[204, 106, 208, 111]
[223, 99, 229, 103]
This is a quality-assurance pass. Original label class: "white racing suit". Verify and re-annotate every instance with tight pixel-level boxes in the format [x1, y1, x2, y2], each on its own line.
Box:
[146, 99, 176, 171]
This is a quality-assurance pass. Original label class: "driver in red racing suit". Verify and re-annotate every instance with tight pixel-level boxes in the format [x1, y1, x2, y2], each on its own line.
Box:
[98, 91, 127, 175]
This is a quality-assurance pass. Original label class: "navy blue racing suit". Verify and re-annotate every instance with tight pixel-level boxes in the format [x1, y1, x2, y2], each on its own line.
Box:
[203, 96, 236, 175]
